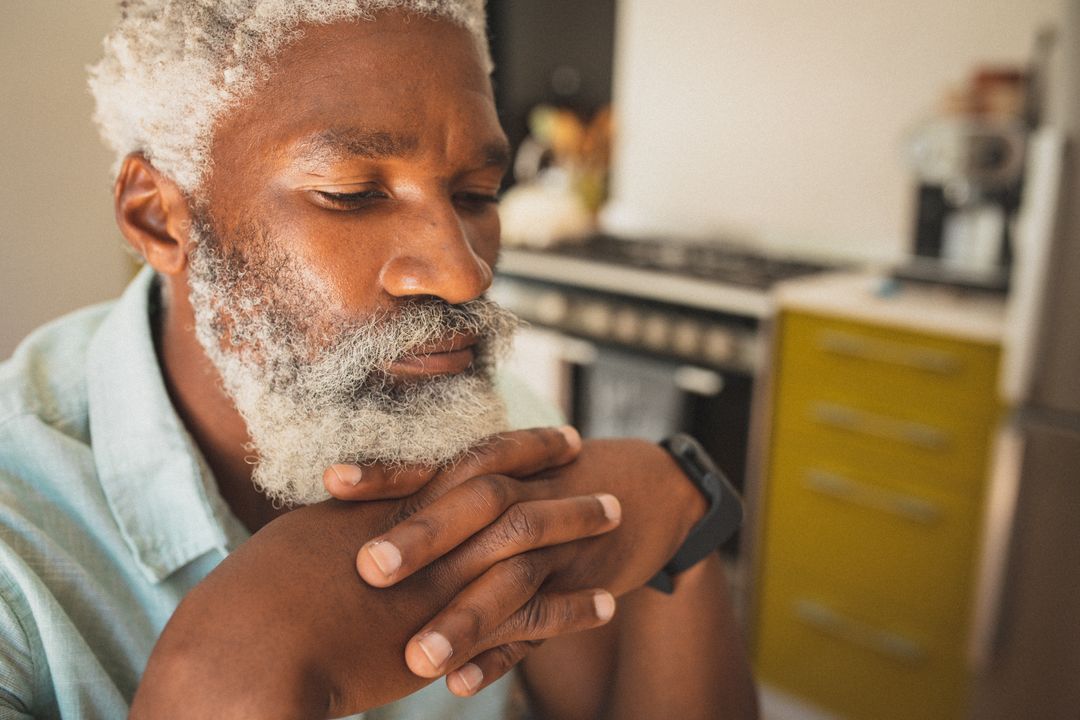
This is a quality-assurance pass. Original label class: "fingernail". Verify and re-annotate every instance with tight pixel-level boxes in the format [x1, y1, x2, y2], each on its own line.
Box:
[594, 591, 616, 621]
[558, 425, 582, 452]
[330, 464, 363, 486]
[365, 540, 402, 578]
[450, 663, 483, 694]
[417, 631, 453, 671]
[596, 493, 621, 523]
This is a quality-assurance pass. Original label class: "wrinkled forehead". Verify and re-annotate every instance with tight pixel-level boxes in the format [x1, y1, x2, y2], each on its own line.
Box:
[199, 12, 501, 201]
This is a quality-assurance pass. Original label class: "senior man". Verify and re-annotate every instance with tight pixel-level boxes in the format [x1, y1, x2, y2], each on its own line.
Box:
[0, 1, 758, 718]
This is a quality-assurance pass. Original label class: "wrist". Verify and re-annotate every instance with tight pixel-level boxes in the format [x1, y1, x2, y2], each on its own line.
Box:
[648, 434, 743, 594]
[663, 448, 709, 548]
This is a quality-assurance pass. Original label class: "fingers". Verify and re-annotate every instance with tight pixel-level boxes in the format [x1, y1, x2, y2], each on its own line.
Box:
[447, 425, 582, 484]
[445, 642, 537, 697]
[427, 589, 616, 686]
[443, 494, 621, 583]
[405, 553, 616, 679]
[357, 482, 621, 587]
[323, 425, 581, 502]
[323, 463, 437, 501]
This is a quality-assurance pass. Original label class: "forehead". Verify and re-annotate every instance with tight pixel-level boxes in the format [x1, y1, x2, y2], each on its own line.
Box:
[208, 12, 501, 180]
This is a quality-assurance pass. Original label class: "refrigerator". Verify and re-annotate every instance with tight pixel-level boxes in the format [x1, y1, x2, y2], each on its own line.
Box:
[969, 3, 1080, 716]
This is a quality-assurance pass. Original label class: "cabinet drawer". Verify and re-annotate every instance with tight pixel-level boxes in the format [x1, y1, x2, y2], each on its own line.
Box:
[762, 431, 983, 627]
[756, 574, 971, 720]
[773, 383, 998, 494]
[778, 312, 1001, 426]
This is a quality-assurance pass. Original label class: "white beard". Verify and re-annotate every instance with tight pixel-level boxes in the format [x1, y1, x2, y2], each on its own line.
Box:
[184, 218, 517, 507]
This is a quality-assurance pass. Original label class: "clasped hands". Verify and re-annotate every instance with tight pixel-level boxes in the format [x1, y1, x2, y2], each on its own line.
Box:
[131, 427, 706, 719]
[321, 426, 707, 700]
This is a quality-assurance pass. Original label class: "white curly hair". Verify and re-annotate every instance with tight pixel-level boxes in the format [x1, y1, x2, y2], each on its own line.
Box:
[88, 0, 490, 193]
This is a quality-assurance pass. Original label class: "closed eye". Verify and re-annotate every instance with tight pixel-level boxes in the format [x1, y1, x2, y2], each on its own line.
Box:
[454, 191, 500, 213]
[311, 189, 388, 211]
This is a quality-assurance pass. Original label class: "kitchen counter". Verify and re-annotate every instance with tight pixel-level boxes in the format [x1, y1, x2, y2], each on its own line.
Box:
[773, 272, 1007, 345]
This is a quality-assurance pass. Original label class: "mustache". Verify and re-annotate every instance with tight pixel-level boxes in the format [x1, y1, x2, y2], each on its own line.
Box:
[334, 296, 520, 364]
[291, 295, 520, 400]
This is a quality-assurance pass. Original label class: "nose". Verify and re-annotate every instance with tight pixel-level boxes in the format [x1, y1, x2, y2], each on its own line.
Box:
[378, 203, 493, 305]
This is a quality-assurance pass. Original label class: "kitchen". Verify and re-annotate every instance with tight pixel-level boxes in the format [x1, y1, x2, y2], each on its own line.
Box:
[2, 2, 1078, 719]
[486, 1, 1078, 719]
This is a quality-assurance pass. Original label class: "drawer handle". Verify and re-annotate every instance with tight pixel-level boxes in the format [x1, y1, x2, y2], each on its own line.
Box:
[803, 469, 941, 525]
[818, 330, 963, 375]
[812, 403, 950, 451]
[793, 599, 926, 664]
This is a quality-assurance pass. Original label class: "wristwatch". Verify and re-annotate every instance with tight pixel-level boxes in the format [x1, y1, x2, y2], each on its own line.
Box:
[647, 434, 744, 594]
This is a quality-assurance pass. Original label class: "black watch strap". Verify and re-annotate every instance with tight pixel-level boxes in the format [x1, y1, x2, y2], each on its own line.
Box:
[647, 434, 744, 594]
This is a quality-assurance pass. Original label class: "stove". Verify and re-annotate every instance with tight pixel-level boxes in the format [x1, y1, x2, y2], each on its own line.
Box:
[539, 234, 834, 291]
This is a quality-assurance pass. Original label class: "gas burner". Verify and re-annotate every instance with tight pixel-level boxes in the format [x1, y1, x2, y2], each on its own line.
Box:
[547, 234, 835, 290]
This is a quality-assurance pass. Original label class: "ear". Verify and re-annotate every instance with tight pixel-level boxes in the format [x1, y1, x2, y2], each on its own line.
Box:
[114, 153, 194, 276]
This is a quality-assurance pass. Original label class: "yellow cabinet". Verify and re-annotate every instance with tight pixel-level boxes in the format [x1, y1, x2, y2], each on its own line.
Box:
[753, 289, 1002, 720]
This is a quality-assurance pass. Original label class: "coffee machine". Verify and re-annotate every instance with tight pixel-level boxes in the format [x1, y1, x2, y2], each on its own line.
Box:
[903, 115, 1025, 291]
[897, 41, 1052, 293]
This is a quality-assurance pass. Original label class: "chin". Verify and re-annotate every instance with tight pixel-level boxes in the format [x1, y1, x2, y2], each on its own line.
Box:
[244, 369, 509, 508]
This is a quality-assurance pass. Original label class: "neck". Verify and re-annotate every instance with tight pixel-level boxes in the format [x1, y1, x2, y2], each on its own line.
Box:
[153, 273, 288, 533]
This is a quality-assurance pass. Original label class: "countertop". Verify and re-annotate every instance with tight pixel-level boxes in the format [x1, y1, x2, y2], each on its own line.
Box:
[773, 272, 1007, 345]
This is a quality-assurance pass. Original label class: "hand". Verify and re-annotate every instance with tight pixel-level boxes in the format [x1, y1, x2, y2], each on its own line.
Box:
[326, 434, 708, 697]
[322, 426, 628, 696]
[132, 428, 624, 719]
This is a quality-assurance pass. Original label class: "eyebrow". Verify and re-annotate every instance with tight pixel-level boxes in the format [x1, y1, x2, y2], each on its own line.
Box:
[479, 140, 512, 172]
[295, 128, 420, 164]
[294, 128, 512, 172]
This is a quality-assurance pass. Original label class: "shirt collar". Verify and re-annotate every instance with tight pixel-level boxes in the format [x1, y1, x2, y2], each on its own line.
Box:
[86, 266, 234, 584]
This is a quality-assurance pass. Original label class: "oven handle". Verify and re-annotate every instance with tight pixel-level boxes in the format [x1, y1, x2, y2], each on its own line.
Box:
[674, 365, 725, 397]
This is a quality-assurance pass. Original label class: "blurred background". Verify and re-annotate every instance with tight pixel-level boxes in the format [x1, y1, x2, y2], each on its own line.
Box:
[0, 3, 129, 356]
[3, 2, 1079, 718]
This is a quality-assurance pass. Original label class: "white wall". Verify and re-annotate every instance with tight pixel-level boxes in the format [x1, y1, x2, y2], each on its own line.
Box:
[606, 0, 1063, 263]
[0, 3, 128, 358]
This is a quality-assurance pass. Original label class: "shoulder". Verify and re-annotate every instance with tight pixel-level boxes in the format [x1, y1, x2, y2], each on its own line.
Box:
[0, 302, 116, 543]
[0, 297, 115, 444]
[0, 301, 115, 435]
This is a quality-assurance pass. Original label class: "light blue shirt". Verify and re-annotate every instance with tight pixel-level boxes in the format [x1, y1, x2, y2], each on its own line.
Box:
[0, 267, 554, 719]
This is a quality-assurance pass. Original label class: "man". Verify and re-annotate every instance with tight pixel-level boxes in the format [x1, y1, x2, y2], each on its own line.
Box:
[0, 1, 757, 718]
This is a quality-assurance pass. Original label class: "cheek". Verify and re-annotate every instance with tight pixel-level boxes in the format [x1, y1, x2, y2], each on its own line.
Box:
[288, 219, 390, 314]
[246, 195, 390, 317]
[468, 211, 501, 266]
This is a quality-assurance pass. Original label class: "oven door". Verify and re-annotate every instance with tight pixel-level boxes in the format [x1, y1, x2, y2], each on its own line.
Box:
[570, 345, 753, 496]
